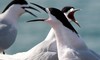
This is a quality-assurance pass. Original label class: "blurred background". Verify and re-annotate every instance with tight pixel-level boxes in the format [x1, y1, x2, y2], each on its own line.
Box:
[0, 0, 100, 54]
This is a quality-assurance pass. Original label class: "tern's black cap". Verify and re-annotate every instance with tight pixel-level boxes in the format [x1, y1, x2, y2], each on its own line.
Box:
[11, 0, 28, 5]
[49, 8, 78, 34]
[62, 6, 74, 13]
[2, 0, 28, 13]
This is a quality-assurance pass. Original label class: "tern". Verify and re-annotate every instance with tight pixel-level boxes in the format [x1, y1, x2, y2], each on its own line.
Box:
[26, 3, 80, 60]
[0, 0, 40, 54]
[28, 4, 100, 60]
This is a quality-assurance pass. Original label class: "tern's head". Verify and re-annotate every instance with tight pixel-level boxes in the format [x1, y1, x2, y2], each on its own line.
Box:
[2, 0, 40, 17]
[27, 3, 78, 34]
[62, 6, 80, 27]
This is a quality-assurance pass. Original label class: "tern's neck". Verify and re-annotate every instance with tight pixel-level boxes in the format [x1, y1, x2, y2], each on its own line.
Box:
[52, 24, 87, 50]
[44, 28, 55, 41]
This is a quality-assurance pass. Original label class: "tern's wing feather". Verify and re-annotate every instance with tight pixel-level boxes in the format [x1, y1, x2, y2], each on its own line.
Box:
[73, 49, 100, 60]
[0, 20, 17, 50]
[60, 48, 100, 60]
[40, 52, 58, 60]
[0, 52, 58, 60]
[27, 51, 58, 60]
[89, 49, 100, 58]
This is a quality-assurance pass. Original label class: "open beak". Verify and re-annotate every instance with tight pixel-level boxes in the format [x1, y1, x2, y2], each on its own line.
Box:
[27, 2, 48, 22]
[68, 9, 80, 27]
[30, 2, 47, 13]
[27, 18, 46, 22]
[22, 6, 40, 17]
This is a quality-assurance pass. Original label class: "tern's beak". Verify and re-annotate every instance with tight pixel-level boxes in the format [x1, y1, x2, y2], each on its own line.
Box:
[30, 2, 47, 13]
[68, 9, 80, 27]
[27, 3, 48, 22]
[27, 18, 46, 22]
[22, 6, 40, 17]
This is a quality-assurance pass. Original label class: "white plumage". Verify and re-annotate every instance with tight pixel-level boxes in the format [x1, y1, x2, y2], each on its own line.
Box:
[0, 0, 39, 53]
[43, 8, 100, 60]
[27, 4, 100, 60]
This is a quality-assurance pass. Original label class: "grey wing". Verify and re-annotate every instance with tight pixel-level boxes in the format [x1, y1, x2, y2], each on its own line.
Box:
[0, 23, 17, 49]
[89, 49, 100, 58]
[74, 49, 100, 60]
[40, 52, 58, 60]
